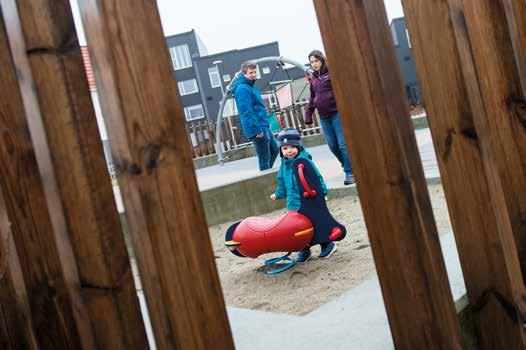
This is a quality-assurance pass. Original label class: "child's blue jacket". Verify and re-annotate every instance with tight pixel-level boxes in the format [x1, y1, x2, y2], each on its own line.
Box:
[274, 148, 328, 210]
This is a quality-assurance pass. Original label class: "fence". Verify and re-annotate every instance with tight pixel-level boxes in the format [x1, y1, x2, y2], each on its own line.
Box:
[1, 0, 526, 349]
[187, 102, 323, 158]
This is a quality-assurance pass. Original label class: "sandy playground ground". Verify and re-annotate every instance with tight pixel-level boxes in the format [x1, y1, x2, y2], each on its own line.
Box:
[208, 184, 453, 316]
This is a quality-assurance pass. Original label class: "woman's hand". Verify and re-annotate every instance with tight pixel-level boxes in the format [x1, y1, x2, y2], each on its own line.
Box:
[270, 193, 277, 200]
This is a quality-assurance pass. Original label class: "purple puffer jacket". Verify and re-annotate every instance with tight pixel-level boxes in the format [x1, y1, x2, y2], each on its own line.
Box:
[304, 67, 338, 124]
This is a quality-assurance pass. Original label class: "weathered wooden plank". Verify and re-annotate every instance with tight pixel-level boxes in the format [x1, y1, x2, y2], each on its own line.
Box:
[0, 4, 92, 348]
[402, 0, 526, 347]
[0, 189, 38, 350]
[502, 0, 526, 93]
[453, 0, 526, 276]
[77, 1, 234, 349]
[313, 1, 463, 348]
[1, 0, 148, 348]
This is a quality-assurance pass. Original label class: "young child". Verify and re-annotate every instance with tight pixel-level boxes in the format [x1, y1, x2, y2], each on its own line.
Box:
[270, 128, 337, 262]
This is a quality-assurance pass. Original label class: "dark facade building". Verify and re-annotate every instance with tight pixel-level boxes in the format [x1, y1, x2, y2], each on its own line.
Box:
[193, 42, 304, 122]
[390, 17, 422, 106]
[165, 31, 304, 124]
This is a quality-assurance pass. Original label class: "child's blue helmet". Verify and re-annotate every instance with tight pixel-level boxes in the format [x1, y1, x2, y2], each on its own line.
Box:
[277, 128, 302, 147]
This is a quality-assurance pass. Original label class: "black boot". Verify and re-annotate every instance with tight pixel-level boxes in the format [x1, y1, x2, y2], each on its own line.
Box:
[344, 173, 355, 185]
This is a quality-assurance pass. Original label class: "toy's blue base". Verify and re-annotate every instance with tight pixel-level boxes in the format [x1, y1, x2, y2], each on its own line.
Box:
[264, 253, 295, 275]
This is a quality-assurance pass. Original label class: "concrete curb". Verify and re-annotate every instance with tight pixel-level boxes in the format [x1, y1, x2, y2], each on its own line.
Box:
[201, 172, 442, 226]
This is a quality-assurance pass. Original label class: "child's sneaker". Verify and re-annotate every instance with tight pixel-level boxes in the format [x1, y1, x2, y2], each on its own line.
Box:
[295, 249, 312, 263]
[319, 242, 337, 258]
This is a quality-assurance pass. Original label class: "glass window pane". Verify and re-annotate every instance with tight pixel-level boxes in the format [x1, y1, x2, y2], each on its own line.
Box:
[208, 67, 221, 88]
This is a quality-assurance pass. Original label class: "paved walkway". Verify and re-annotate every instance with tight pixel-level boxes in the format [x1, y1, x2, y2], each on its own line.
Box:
[195, 127, 439, 191]
[137, 232, 466, 350]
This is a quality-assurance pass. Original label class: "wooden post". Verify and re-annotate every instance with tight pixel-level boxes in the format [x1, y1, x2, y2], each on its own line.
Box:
[0, 189, 38, 350]
[502, 0, 526, 91]
[0, 4, 94, 348]
[313, 1, 463, 348]
[454, 0, 526, 275]
[1, 0, 148, 349]
[402, 0, 526, 346]
[77, 1, 234, 349]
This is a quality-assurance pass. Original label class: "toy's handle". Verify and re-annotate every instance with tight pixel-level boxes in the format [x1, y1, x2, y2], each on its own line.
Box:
[298, 163, 317, 198]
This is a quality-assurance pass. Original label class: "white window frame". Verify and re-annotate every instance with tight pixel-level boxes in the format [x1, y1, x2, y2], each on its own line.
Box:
[169, 44, 192, 70]
[208, 66, 222, 88]
[262, 66, 271, 74]
[405, 28, 411, 48]
[184, 104, 205, 121]
[391, 24, 399, 46]
[223, 74, 231, 82]
[177, 79, 199, 96]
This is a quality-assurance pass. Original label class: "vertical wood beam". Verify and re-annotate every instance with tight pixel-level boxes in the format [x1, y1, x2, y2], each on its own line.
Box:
[1, 0, 149, 348]
[0, 5, 91, 348]
[402, 0, 526, 347]
[312, 1, 462, 348]
[77, 1, 234, 349]
[454, 0, 526, 276]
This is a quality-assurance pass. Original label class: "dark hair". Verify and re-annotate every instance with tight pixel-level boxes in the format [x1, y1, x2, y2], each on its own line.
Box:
[308, 50, 327, 70]
[241, 61, 257, 74]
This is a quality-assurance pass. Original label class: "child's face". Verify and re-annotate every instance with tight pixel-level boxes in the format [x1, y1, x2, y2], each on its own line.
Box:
[281, 145, 299, 159]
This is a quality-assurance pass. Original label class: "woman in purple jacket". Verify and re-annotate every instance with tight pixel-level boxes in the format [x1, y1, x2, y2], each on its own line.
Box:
[304, 50, 354, 185]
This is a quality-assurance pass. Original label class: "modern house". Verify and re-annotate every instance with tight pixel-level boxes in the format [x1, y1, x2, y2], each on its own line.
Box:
[164, 31, 304, 124]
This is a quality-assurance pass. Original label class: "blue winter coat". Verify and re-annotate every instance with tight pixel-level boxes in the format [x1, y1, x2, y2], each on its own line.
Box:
[274, 148, 329, 210]
[231, 75, 269, 140]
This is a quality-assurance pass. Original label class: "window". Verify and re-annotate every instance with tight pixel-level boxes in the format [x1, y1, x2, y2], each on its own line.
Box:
[184, 104, 205, 121]
[262, 93, 278, 109]
[406, 28, 411, 48]
[391, 24, 399, 46]
[222, 98, 237, 117]
[223, 74, 231, 82]
[262, 66, 270, 74]
[208, 66, 221, 88]
[169, 44, 192, 70]
[256, 65, 261, 79]
[177, 79, 199, 96]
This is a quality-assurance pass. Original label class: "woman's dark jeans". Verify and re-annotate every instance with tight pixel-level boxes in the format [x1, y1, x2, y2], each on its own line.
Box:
[319, 113, 353, 175]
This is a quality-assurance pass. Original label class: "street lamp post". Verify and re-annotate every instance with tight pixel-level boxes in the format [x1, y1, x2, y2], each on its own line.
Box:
[213, 60, 237, 147]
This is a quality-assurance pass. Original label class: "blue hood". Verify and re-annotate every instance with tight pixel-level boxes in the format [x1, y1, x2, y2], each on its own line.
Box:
[230, 75, 255, 95]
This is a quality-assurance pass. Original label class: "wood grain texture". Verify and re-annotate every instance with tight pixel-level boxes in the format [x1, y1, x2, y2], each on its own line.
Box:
[402, 0, 526, 347]
[457, 0, 526, 275]
[77, 1, 234, 349]
[0, 188, 38, 350]
[0, 4, 89, 347]
[10, 0, 148, 348]
[0, 0, 148, 349]
[312, 1, 462, 348]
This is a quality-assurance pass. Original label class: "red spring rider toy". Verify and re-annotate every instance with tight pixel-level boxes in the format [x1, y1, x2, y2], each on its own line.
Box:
[225, 157, 347, 274]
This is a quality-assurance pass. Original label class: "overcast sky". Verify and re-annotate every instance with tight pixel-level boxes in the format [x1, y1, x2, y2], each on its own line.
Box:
[72, 0, 404, 63]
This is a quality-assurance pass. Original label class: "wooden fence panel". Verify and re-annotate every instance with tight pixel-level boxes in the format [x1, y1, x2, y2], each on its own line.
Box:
[77, 1, 234, 349]
[455, 0, 526, 276]
[0, 4, 93, 348]
[7, 1, 148, 348]
[313, 1, 463, 348]
[402, 0, 526, 347]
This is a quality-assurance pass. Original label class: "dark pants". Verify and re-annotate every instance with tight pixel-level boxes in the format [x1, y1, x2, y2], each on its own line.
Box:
[320, 113, 353, 175]
[252, 128, 279, 171]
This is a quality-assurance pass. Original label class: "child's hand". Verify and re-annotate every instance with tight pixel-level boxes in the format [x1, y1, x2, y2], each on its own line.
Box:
[270, 194, 277, 200]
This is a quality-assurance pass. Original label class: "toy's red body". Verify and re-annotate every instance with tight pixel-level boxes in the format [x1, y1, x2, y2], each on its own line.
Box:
[228, 211, 313, 258]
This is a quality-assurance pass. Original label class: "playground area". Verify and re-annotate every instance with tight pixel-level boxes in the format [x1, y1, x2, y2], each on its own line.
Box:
[209, 183, 451, 315]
